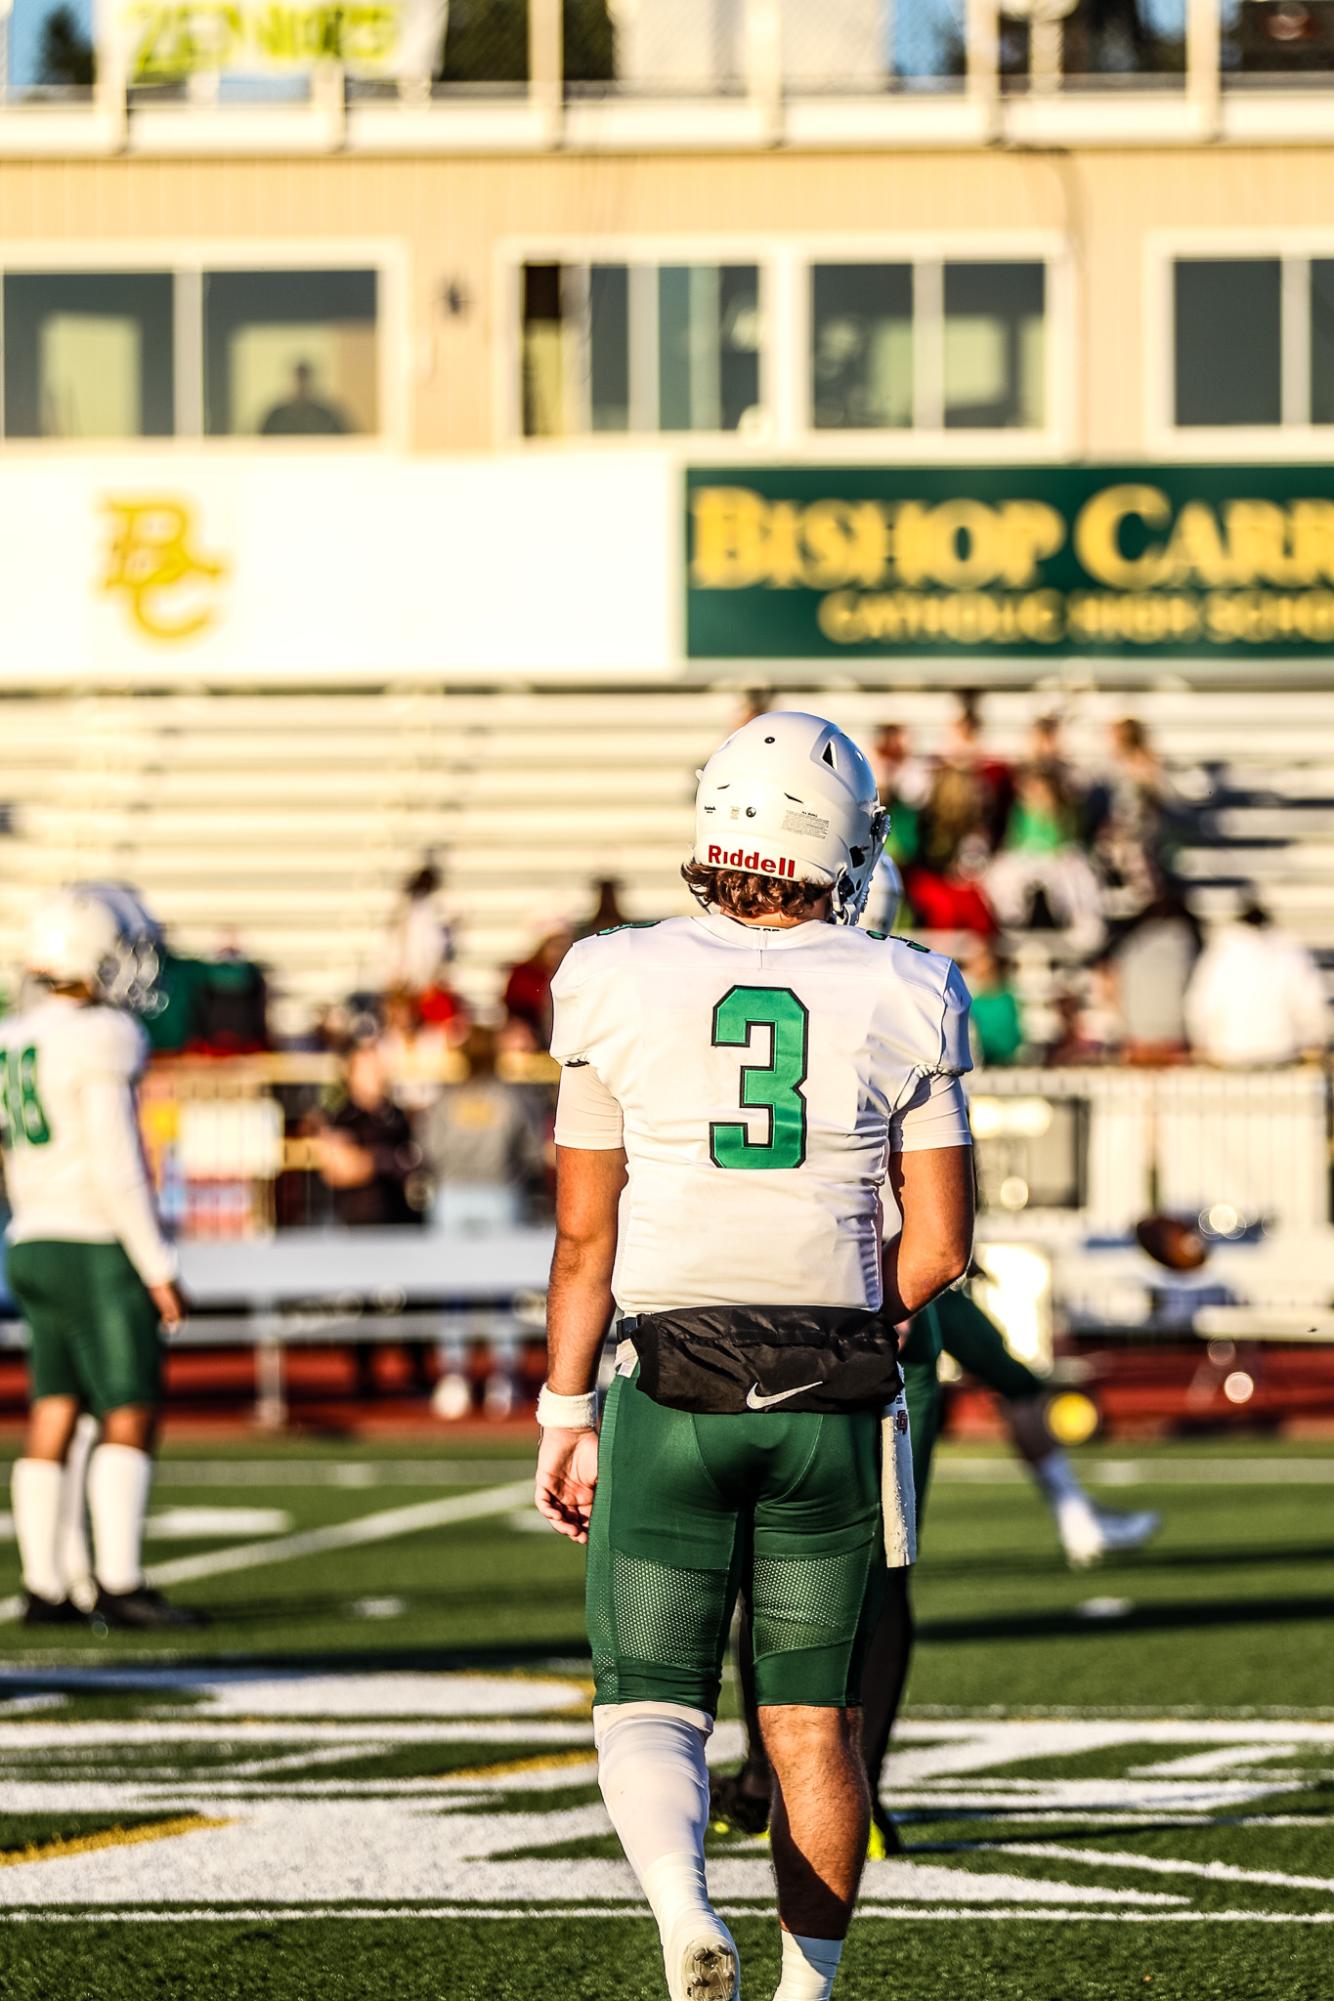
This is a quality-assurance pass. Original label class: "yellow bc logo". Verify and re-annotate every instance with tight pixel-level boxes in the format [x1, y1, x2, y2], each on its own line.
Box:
[101, 497, 228, 641]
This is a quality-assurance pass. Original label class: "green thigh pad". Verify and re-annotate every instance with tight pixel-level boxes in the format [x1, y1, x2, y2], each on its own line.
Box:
[587, 1370, 883, 1716]
[936, 1289, 1043, 1402]
[7, 1239, 163, 1417]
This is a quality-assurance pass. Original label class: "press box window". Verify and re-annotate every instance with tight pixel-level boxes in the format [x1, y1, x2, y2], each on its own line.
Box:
[944, 261, 1045, 430]
[809, 258, 1046, 432]
[811, 264, 913, 430]
[2, 272, 175, 439]
[203, 269, 379, 437]
[1173, 259, 1281, 427]
[520, 260, 763, 437]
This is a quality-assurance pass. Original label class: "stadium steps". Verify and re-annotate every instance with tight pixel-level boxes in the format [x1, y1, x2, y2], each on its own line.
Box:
[2, 684, 1333, 1022]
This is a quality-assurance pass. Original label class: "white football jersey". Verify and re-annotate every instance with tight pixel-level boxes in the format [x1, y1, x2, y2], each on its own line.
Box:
[550, 911, 971, 1316]
[0, 993, 175, 1286]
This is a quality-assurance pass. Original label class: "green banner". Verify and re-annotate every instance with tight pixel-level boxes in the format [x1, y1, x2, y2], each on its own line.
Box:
[685, 465, 1334, 660]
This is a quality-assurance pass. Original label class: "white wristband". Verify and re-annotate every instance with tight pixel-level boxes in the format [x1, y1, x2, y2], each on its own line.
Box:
[536, 1384, 600, 1431]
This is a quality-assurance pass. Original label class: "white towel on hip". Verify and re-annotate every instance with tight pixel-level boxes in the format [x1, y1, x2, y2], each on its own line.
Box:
[881, 1390, 917, 1569]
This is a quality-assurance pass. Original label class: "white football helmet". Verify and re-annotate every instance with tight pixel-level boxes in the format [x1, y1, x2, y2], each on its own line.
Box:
[692, 711, 888, 924]
[24, 882, 163, 1011]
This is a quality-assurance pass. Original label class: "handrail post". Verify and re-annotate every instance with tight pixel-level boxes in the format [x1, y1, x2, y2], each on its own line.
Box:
[966, 0, 1001, 136]
[1186, 0, 1221, 139]
[529, 0, 563, 144]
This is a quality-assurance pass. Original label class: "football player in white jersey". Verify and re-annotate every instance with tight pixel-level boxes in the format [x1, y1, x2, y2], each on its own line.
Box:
[1, 885, 203, 1630]
[534, 713, 975, 2001]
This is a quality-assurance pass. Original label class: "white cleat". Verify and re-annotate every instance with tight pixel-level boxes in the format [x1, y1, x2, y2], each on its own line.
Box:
[665, 1914, 740, 2001]
[1059, 1501, 1162, 1569]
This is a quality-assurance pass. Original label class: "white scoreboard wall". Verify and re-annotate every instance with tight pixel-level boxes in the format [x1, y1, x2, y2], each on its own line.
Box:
[0, 453, 678, 684]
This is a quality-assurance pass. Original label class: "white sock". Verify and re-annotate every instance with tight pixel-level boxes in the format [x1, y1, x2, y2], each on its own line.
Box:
[58, 1415, 99, 1608]
[774, 1929, 844, 2001]
[11, 1459, 64, 1601]
[1033, 1447, 1085, 1512]
[595, 1703, 728, 1968]
[87, 1443, 153, 1595]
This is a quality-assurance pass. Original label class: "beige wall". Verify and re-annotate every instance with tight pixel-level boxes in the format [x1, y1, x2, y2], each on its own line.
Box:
[2, 145, 1333, 454]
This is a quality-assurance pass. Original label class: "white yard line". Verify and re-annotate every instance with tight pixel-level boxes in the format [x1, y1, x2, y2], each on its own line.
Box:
[934, 1457, 1334, 1485]
[2, 1907, 1333, 1925]
[0, 1479, 533, 1624]
[1003, 1842, 1334, 1895]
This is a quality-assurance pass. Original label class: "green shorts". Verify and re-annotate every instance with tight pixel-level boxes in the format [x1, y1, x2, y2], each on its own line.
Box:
[7, 1239, 163, 1416]
[587, 1368, 884, 1717]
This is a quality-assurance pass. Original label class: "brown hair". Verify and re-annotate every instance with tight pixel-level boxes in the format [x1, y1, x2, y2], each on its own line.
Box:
[681, 862, 827, 922]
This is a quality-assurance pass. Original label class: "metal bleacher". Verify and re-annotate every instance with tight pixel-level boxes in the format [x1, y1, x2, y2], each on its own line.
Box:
[2, 683, 1332, 1031]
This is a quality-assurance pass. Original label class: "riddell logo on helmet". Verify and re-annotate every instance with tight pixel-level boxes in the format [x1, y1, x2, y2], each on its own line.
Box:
[706, 846, 798, 877]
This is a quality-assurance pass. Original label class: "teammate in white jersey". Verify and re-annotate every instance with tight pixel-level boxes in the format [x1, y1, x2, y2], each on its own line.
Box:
[1, 885, 202, 1630]
[534, 713, 974, 2001]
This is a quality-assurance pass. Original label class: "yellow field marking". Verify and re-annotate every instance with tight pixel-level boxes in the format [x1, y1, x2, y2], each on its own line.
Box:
[0, 1814, 231, 1868]
[440, 1748, 596, 1784]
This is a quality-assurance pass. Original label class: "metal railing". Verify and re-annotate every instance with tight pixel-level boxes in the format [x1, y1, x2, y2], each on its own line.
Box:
[127, 1051, 1332, 1244]
[2, 2, 1332, 151]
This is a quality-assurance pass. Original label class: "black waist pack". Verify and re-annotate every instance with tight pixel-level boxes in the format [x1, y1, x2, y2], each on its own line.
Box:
[626, 1303, 902, 1417]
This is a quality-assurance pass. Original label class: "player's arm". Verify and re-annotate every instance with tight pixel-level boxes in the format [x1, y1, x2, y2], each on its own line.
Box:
[880, 955, 975, 1319]
[80, 1068, 185, 1332]
[883, 1142, 974, 1321]
[546, 1143, 626, 1397]
[535, 1058, 627, 1544]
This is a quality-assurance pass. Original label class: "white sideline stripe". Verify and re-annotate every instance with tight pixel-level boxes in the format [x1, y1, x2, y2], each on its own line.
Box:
[934, 1457, 1334, 1486]
[0, 1479, 533, 1623]
[3, 1908, 1332, 1925]
[1004, 1842, 1334, 1895]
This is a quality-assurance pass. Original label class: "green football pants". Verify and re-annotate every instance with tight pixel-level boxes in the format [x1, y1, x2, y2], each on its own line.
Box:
[587, 1368, 884, 1716]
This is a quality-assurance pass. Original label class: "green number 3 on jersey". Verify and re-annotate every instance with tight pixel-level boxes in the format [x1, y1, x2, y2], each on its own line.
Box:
[710, 985, 809, 1171]
[0, 1047, 52, 1149]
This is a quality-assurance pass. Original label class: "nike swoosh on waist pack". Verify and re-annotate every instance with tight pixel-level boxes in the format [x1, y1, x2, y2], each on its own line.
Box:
[745, 1379, 822, 1411]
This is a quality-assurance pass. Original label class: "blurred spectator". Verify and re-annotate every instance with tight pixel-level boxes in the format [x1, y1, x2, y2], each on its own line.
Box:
[312, 1041, 424, 1229]
[260, 360, 350, 436]
[966, 943, 1026, 1067]
[986, 765, 1104, 949]
[197, 934, 270, 1054]
[580, 877, 630, 937]
[1045, 981, 1114, 1066]
[903, 696, 1010, 934]
[871, 723, 931, 870]
[385, 860, 455, 996]
[1028, 713, 1099, 842]
[503, 926, 573, 1048]
[1104, 884, 1201, 1064]
[312, 1039, 430, 1398]
[421, 1025, 550, 1233]
[1185, 900, 1328, 1067]
[1091, 718, 1192, 923]
[380, 987, 455, 1114]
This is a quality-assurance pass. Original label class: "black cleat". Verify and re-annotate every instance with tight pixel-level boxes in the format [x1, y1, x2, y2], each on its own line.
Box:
[708, 1769, 772, 1838]
[91, 1584, 210, 1632]
[21, 1591, 83, 1628]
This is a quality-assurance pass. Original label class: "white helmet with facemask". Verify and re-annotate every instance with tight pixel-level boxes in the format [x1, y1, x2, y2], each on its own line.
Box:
[690, 711, 888, 925]
[24, 882, 164, 1011]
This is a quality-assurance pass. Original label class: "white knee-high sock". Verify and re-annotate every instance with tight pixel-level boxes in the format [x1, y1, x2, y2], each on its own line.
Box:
[11, 1459, 64, 1601]
[87, 1444, 153, 1594]
[595, 1703, 721, 1942]
[774, 1929, 844, 2001]
[58, 1415, 99, 1609]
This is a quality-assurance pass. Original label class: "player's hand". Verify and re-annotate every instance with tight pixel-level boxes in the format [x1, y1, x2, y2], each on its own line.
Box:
[535, 1428, 599, 1544]
[150, 1281, 188, 1334]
